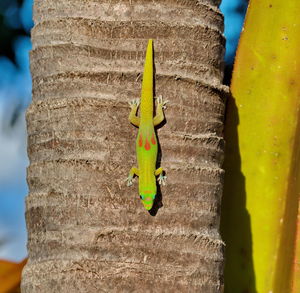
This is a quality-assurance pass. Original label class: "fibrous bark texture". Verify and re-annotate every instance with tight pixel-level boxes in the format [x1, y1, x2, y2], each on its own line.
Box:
[22, 0, 228, 292]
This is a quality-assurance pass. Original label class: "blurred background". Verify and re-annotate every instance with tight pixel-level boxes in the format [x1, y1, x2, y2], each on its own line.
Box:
[0, 0, 32, 262]
[0, 0, 247, 261]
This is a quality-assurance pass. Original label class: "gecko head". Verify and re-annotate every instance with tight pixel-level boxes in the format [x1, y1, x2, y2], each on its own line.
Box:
[140, 194, 155, 210]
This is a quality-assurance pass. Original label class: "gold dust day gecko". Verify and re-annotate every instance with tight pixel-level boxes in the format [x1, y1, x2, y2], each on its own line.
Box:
[126, 39, 167, 211]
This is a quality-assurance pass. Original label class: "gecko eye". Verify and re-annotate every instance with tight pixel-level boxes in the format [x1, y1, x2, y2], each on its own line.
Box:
[140, 195, 143, 199]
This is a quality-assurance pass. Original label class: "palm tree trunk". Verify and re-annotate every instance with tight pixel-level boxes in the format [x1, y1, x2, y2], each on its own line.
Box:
[22, 0, 228, 292]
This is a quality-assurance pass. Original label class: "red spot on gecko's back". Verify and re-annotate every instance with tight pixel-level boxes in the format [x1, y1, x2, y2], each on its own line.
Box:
[145, 138, 151, 151]
[151, 133, 156, 145]
[139, 134, 143, 147]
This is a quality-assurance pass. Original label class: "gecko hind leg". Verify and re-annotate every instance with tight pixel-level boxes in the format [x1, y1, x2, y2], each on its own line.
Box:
[153, 95, 168, 126]
[128, 99, 140, 127]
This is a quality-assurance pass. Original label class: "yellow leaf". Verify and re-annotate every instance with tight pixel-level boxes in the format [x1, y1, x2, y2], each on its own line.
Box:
[221, 1, 300, 292]
[0, 259, 27, 293]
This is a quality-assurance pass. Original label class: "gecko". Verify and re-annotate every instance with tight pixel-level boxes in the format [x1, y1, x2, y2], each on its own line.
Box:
[126, 39, 167, 211]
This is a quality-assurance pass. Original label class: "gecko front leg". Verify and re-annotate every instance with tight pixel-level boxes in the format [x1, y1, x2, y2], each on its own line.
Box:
[153, 95, 168, 126]
[155, 167, 167, 186]
[128, 99, 140, 127]
[126, 167, 139, 186]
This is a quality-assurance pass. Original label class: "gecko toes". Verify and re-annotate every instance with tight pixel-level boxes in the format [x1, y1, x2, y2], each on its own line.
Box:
[125, 176, 134, 186]
[129, 99, 140, 109]
[157, 174, 167, 186]
[156, 95, 168, 109]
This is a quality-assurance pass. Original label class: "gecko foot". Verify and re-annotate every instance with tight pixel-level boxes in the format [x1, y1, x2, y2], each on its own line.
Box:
[129, 99, 140, 109]
[156, 95, 168, 109]
[157, 174, 167, 186]
[125, 175, 135, 186]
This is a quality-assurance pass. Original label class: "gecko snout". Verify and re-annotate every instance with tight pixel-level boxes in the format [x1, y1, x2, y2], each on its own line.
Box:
[140, 195, 155, 210]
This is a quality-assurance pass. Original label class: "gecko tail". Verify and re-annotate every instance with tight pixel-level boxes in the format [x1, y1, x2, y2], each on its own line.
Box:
[141, 39, 153, 96]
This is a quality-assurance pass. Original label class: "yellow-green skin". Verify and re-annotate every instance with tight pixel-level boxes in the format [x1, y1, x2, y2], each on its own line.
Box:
[127, 39, 166, 210]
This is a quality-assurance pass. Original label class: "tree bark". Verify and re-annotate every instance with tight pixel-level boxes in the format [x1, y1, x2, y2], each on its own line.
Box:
[22, 0, 228, 292]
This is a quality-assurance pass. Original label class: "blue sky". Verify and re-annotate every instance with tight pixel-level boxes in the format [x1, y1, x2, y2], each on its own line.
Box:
[221, 0, 248, 64]
[0, 0, 32, 261]
[0, 0, 247, 261]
